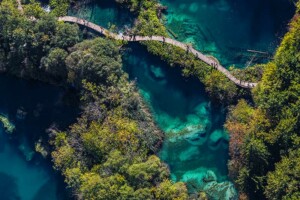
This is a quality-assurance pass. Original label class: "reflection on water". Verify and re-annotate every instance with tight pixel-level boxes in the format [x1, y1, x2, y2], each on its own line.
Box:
[0, 75, 78, 200]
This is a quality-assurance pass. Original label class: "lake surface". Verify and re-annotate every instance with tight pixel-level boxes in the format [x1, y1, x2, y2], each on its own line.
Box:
[161, 0, 295, 67]
[0, 75, 78, 200]
[123, 44, 230, 191]
[68, 0, 133, 30]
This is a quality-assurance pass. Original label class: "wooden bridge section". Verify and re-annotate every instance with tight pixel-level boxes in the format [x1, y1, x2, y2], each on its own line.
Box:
[58, 16, 257, 88]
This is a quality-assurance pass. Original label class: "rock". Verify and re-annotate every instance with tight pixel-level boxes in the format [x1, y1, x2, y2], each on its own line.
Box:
[181, 169, 238, 200]
[16, 108, 27, 120]
[203, 177, 238, 200]
[208, 129, 228, 150]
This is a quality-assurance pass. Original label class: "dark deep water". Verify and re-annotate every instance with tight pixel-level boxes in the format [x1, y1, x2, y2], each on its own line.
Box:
[0, 75, 78, 200]
[161, 0, 295, 67]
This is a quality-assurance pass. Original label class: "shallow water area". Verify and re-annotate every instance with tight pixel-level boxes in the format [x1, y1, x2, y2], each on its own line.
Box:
[161, 0, 295, 67]
[68, 0, 133, 30]
[0, 75, 78, 200]
[123, 44, 231, 193]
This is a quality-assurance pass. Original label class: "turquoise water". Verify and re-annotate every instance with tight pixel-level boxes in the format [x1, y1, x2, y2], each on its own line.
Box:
[123, 44, 230, 192]
[68, 0, 133, 30]
[161, 0, 295, 67]
[0, 75, 78, 200]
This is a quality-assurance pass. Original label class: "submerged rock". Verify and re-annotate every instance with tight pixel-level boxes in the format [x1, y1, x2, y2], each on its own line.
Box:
[203, 180, 237, 200]
[18, 143, 35, 161]
[208, 129, 229, 150]
[16, 107, 27, 120]
[181, 169, 238, 200]
[0, 114, 15, 133]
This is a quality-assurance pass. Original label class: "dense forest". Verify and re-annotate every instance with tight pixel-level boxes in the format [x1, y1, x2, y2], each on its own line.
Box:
[0, 0, 299, 199]
[226, 3, 300, 199]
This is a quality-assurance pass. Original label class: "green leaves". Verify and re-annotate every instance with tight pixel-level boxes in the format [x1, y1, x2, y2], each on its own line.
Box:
[65, 38, 122, 86]
[226, 7, 300, 199]
[265, 149, 300, 200]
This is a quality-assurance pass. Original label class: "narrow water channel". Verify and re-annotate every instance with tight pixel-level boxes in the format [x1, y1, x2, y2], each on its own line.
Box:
[123, 44, 230, 192]
[0, 75, 78, 200]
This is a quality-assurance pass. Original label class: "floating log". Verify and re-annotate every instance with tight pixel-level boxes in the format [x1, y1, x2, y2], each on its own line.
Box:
[167, 28, 178, 39]
[247, 49, 269, 55]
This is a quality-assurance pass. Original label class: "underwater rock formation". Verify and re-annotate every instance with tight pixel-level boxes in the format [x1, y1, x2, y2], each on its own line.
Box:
[182, 169, 237, 200]
[203, 177, 237, 200]
[208, 129, 229, 150]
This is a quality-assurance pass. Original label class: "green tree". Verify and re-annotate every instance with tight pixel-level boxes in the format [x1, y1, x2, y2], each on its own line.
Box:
[65, 38, 122, 85]
[41, 48, 68, 79]
[265, 149, 300, 200]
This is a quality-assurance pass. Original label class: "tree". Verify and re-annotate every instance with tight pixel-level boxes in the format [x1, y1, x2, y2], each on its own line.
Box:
[265, 149, 300, 200]
[41, 48, 68, 79]
[154, 180, 188, 200]
[51, 23, 80, 49]
[65, 38, 122, 85]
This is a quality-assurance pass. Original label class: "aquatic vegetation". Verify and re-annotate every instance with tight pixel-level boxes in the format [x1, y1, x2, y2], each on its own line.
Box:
[0, 114, 15, 133]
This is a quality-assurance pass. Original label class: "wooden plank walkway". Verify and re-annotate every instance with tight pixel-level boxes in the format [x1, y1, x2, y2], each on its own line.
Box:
[15, 0, 257, 89]
[58, 16, 257, 88]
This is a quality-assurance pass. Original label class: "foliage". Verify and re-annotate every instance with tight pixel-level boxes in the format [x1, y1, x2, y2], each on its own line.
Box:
[49, 0, 70, 16]
[0, 0, 81, 82]
[225, 5, 300, 199]
[65, 38, 122, 85]
[50, 38, 188, 199]
[265, 149, 300, 200]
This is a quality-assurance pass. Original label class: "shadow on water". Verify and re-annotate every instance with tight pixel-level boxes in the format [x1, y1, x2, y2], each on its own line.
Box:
[0, 74, 79, 200]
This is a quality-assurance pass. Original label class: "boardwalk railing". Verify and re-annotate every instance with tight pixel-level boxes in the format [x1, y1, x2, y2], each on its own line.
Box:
[58, 16, 258, 88]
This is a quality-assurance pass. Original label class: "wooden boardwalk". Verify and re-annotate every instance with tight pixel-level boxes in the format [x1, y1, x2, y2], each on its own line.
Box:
[15, 0, 258, 89]
[58, 16, 257, 88]
[15, 0, 257, 88]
